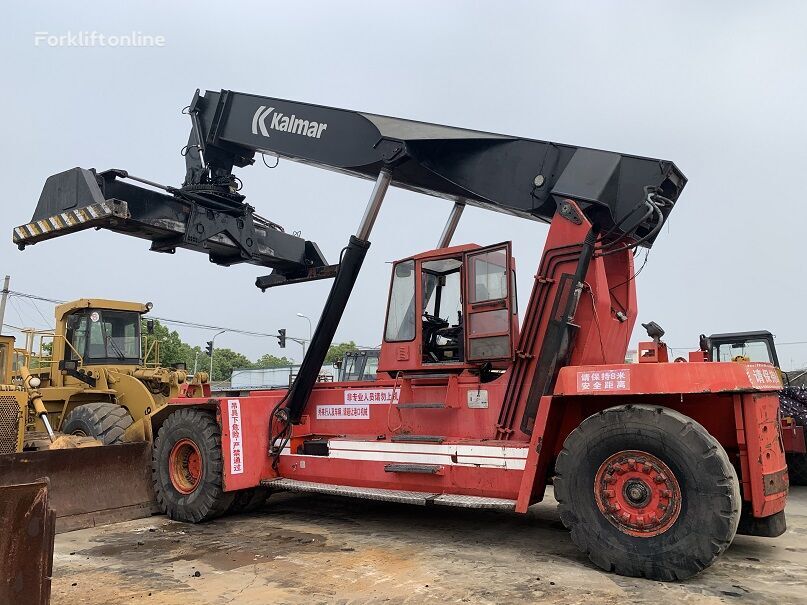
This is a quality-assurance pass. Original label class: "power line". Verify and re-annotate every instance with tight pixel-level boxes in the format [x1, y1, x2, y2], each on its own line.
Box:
[7, 289, 282, 337]
[5, 288, 379, 348]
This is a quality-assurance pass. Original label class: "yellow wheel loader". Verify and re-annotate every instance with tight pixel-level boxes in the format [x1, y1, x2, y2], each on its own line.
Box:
[17, 298, 191, 446]
[0, 299, 208, 531]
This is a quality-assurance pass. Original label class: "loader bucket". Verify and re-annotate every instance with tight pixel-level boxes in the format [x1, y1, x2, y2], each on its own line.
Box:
[0, 478, 55, 605]
[0, 442, 157, 533]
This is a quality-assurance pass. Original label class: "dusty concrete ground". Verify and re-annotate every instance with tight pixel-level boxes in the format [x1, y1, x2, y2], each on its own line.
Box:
[52, 486, 807, 605]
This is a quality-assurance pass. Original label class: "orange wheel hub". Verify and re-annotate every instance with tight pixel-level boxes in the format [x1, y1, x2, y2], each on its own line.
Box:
[169, 438, 203, 495]
[594, 450, 681, 537]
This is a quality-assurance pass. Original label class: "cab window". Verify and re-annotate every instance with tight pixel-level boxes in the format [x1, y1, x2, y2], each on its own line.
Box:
[470, 248, 508, 302]
[364, 354, 379, 379]
[342, 355, 362, 381]
[714, 340, 773, 363]
[385, 260, 416, 342]
[66, 309, 141, 363]
[66, 314, 89, 361]
[421, 257, 464, 364]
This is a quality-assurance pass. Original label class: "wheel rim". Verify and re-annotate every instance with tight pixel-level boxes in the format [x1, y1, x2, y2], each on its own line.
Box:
[594, 449, 681, 537]
[169, 438, 203, 495]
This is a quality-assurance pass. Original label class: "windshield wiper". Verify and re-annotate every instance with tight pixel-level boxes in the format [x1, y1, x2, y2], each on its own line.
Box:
[106, 336, 127, 360]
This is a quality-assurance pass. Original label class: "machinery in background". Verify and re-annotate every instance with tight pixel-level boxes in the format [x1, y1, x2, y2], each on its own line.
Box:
[14, 298, 193, 446]
[336, 349, 380, 382]
[0, 298, 207, 532]
[0, 335, 27, 455]
[699, 330, 807, 484]
[15, 88, 790, 581]
[0, 330, 157, 532]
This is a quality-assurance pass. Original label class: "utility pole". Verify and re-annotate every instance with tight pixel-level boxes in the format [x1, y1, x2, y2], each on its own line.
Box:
[192, 350, 199, 376]
[209, 330, 226, 378]
[296, 313, 312, 357]
[0, 275, 9, 330]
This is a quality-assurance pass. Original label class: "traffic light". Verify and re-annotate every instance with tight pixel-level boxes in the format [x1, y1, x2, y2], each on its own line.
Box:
[205, 340, 214, 356]
[277, 329, 286, 348]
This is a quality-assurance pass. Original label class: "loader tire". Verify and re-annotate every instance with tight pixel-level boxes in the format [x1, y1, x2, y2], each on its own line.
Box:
[152, 408, 234, 523]
[554, 404, 741, 581]
[61, 402, 133, 445]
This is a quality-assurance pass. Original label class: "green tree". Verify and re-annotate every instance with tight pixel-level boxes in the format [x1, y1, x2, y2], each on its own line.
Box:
[29, 341, 53, 369]
[210, 347, 253, 382]
[141, 319, 201, 371]
[325, 341, 359, 365]
[254, 353, 293, 369]
[140, 319, 301, 382]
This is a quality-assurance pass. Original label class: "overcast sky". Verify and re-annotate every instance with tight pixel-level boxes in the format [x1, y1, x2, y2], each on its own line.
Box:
[2, 2, 806, 369]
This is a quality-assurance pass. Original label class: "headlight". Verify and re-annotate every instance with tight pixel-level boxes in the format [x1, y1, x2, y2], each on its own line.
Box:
[28, 376, 41, 388]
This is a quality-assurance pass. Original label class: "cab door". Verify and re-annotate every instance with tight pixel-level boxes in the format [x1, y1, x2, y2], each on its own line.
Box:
[463, 242, 514, 363]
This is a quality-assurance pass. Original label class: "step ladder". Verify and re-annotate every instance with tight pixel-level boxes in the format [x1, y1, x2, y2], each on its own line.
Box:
[263, 478, 516, 510]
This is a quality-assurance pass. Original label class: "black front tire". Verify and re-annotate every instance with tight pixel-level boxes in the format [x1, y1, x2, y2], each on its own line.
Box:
[152, 408, 234, 523]
[61, 402, 133, 444]
[554, 404, 740, 581]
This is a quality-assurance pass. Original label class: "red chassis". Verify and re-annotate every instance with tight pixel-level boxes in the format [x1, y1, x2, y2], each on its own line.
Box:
[149, 200, 788, 580]
[164, 360, 785, 519]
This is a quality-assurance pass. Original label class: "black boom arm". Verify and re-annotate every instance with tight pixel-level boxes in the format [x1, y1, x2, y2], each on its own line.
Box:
[183, 89, 686, 245]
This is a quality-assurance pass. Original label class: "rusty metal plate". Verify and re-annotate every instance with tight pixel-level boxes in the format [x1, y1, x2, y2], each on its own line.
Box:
[763, 467, 789, 496]
[0, 478, 55, 605]
[0, 442, 157, 532]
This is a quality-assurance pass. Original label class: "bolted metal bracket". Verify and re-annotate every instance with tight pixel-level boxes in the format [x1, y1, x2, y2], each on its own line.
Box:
[557, 199, 583, 225]
[184, 205, 259, 261]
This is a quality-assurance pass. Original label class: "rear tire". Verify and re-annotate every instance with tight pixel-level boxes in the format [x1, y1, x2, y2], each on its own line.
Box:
[61, 402, 133, 445]
[554, 404, 740, 581]
[152, 408, 234, 522]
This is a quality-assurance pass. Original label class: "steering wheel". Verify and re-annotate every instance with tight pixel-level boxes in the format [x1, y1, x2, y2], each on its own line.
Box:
[422, 312, 449, 329]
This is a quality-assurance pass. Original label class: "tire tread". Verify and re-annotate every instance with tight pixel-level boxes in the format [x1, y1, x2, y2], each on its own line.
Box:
[554, 404, 740, 581]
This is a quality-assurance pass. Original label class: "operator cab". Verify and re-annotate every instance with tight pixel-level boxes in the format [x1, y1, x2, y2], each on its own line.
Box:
[337, 349, 380, 382]
[379, 242, 518, 375]
[64, 308, 142, 365]
[704, 330, 779, 366]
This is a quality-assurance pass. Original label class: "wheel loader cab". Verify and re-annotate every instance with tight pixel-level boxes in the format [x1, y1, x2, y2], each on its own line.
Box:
[378, 242, 518, 374]
[64, 308, 142, 365]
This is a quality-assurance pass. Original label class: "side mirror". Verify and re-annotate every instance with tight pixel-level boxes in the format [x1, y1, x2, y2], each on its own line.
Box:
[698, 334, 708, 352]
[395, 263, 412, 278]
[146, 319, 155, 335]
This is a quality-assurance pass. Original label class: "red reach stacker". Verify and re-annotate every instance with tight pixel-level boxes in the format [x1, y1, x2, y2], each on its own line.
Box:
[16, 89, 788, 580]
